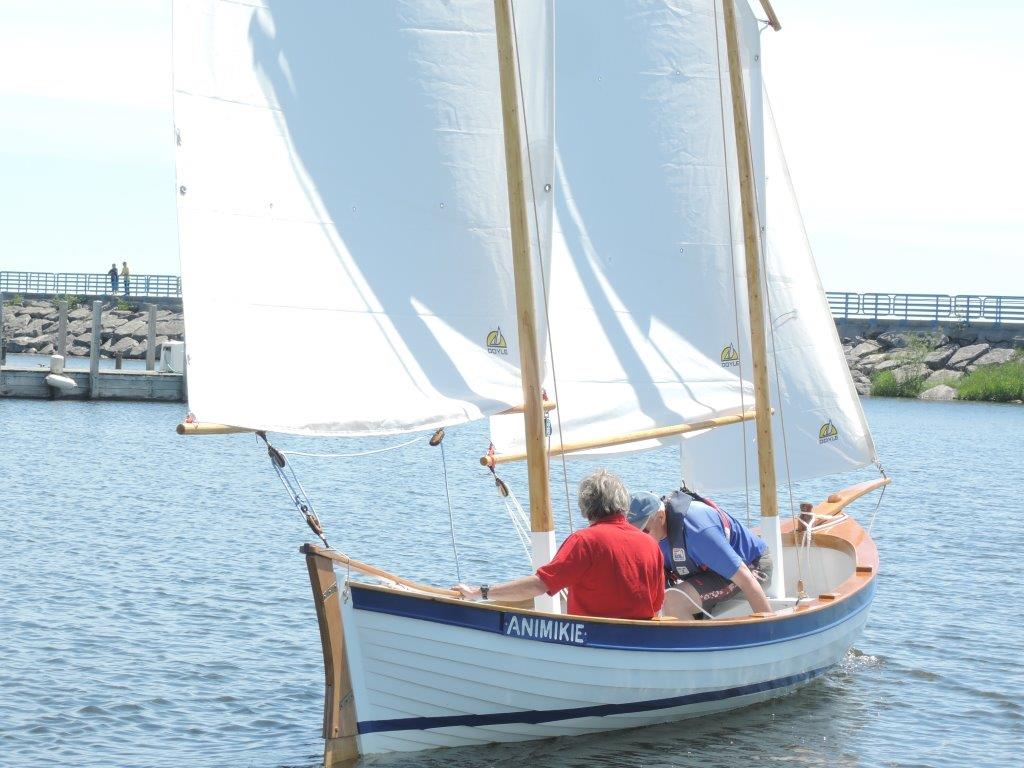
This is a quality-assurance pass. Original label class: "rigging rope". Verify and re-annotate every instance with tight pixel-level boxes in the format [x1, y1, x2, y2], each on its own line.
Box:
[279, 435, 422, 459]
[508, 1, 574, 536]
[711, 0, 753, 526]
[867, 463, 889, 536]
[257, 432, 330, 549]
[431, 429, 464, 583]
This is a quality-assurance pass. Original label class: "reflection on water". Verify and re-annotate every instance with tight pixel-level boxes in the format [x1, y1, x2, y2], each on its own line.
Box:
[0, 397, 1021, 767]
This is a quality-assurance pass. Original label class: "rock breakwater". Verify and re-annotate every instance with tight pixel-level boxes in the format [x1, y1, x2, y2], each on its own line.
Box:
[842, 329, 1023, 402]
[2, 300, 184, 360]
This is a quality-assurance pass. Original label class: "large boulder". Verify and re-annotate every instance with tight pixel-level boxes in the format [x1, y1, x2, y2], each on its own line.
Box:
[68, 344, 90, 357]
[110, 337, 137, 355]
[65, 319, 91, 336]
[855, 380, 872, 396]
[858, 352, 889, 372]
[925, 369, 964, 386]
[100, 312, 129, 329]
[920, 385, 957, 401]
[923, 343, 958, 369]
[20, 306, 53, 318]
[68, 307, 92, 320]
[115, 318, 151, 340]
[156, 319, 185, 337]
[893, 363, 929, 384]
[948, 343, 991, 370]
[850, 340, 882, 358]
[4, 313, 30, 331]
[973, 347, 1016, 367]
[23, 318, 52, 337]
[9, 335, 55, 352]
[873, 359, 901, 374]
[876, 331, 908, 350]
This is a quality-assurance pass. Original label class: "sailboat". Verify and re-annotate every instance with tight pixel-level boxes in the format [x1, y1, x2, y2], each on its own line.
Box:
[172, 1, 889, 765]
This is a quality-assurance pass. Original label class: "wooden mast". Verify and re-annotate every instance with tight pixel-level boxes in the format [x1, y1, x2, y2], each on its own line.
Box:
[722, 0, 785, 599]
[493, 0, 558, 612]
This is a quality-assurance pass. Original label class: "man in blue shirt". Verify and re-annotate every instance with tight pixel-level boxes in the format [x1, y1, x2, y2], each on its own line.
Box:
[628, 490, 773, 619]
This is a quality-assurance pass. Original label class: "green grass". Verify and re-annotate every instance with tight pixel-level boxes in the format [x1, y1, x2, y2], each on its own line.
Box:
[955, 360, 1024, 402]
[870, 370, 926, 398]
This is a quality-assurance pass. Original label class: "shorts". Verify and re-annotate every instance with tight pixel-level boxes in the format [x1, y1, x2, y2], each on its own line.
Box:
[671, 549, 773, 614]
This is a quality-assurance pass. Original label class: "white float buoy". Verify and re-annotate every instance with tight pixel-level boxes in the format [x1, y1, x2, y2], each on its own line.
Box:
[45, 354, 77, 390]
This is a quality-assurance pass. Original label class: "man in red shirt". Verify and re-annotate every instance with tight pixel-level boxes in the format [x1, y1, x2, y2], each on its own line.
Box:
[453, 470, 664, 619]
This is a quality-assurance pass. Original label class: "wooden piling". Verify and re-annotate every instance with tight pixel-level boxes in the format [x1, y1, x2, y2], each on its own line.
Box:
[146, 303, 157, 371]
[1, 290, 6, 367]
[57, 300, 68, 358]
[89, 300, 102, 398]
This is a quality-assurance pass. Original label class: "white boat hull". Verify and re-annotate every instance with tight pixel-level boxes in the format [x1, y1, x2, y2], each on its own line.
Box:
[342, 570, 873, 754]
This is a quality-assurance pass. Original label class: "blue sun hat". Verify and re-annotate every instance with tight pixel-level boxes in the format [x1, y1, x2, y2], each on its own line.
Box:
[627, 491, 662, 529]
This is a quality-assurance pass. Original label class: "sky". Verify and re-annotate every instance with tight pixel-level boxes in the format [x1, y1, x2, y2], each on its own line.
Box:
[0, 0, 1020, 295]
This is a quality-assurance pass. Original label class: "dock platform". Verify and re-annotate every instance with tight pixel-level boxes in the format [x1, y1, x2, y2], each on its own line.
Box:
[0, 366, 184, 402]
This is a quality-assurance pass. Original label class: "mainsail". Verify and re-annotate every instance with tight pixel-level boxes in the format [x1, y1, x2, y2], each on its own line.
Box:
[172, 0, 553, 435]
[490, 0, 876, 490]
[681, 98, 877, 490]
[490, 0, 763, 455]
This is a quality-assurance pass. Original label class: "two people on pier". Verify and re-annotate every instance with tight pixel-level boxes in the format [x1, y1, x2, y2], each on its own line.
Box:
[627, 490, 772, 618]
[453, 470, 665, 619]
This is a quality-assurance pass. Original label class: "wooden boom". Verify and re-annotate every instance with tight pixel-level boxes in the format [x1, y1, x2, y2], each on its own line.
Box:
[480, 410, 758, 468]
[176, 422, 253, 435]
[177, 402, 552, 435]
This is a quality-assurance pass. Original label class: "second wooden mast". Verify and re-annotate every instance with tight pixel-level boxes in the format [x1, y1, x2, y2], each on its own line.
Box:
[723, 0, 785, 599]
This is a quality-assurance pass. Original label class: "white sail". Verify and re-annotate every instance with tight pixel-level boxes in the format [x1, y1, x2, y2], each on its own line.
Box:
[490, 0, 762, 456]
[172, 0, 553, 435]
[681, 97, 877, 490]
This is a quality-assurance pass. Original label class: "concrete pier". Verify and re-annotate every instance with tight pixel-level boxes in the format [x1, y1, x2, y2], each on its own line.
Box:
[0, 366, 184, 401]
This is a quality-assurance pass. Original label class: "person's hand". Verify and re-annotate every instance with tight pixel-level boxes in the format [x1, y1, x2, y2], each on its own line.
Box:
[452, 583, 481, 600]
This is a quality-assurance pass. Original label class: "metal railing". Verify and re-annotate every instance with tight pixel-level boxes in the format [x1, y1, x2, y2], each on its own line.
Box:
[0, 271, 181, 298]
[827, 292, 1024, 326]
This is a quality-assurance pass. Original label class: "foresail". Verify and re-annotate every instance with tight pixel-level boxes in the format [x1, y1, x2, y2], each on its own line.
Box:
[681, 94, 878, 490]
[490, 0, 760, 457]
[172, 1, 553, 435]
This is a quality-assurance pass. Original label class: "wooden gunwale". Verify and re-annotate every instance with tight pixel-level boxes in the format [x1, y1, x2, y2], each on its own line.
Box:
[334, 510, 878, 629]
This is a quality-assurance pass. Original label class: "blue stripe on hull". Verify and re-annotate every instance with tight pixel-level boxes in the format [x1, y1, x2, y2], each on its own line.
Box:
[350, 579, 875, 652]
[357, 665, 831, 735]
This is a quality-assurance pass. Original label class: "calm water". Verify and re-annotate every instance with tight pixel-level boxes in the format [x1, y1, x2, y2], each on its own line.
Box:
[1, 397, 1021, 767]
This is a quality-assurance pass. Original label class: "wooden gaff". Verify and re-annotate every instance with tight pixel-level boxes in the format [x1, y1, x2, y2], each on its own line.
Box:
[480, 410, 759, 468]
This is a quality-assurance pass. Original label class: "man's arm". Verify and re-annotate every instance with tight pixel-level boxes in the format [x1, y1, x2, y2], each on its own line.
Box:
[730, 563, 772, 614]
[453, 574, 547, 602]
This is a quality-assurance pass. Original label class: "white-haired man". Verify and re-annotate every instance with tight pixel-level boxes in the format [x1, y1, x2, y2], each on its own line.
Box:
[454, 470, 664, 619]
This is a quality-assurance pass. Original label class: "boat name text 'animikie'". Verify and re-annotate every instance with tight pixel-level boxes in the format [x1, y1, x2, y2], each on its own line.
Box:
[502, 614, 587, 645]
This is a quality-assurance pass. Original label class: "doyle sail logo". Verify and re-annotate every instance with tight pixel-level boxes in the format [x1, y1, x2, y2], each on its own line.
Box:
[818, 420, 839, 444]
[486, 326, 508, 355]
[502, 614, 587, 645]
[720, 342, 740, 368]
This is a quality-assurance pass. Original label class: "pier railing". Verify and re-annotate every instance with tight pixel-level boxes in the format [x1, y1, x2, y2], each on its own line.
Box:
[0, 271, 181, 298]
[827, 292, 1024, 326]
